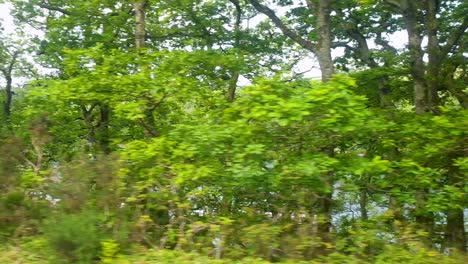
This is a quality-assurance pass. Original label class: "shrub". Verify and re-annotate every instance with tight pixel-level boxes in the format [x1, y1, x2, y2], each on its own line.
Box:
[42, 210, 105, 263]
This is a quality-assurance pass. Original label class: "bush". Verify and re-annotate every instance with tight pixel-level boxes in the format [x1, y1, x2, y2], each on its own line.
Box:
[42, 210, 105, 263]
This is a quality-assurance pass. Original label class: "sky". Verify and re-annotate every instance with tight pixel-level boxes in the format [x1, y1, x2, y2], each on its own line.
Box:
[0, 3, 15, 33]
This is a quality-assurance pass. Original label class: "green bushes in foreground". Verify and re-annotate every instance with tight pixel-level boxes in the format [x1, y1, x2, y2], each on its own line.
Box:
[0, 237, 465, 264]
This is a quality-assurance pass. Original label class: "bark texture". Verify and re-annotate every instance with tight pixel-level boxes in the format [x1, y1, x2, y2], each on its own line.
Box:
[400, 0, 427, 114]
[314, 0, 334, 82]
[134, 0, 147, 49]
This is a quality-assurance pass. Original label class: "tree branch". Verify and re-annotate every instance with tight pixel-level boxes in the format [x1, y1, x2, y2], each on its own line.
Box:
[37, 2, 72, 15]
[305, 0, 315, 12]
[346, 28, 378, 68]
[247, 0, 316, 53]
[375, 33, 398, 54]
[440, 17, 468, 61]
[0, 50, 20, 78]
[382, 0, 401, 9]
[7, 51, 21, 75]
[332, 41, 351, 48]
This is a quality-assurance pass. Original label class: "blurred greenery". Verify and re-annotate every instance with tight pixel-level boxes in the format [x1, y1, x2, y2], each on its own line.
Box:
[1, 0, 467, 263]
[1, 242, 467, 263]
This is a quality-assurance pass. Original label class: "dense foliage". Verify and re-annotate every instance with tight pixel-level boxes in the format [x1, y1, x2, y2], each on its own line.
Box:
[0, 0, 466, 263]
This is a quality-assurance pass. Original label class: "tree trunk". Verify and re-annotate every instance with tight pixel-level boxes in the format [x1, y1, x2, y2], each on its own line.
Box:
[98, 104, 111, 154]
[415, 189, 434, 246]
[134, 0, 159, 137]
[446, 158, 467, 252]
[315, 147, 335, 257]
[446, 209, 466, 252]
[227, 73, 239, 102]
[446, 204, 466, 252]
[389, 196, 403, 233]
[399, 2, 436, 244]
[400, 0, 427, 114]
[226, 0, 242, 102]
[425, 0, 441, 110]
[315, 0, 334, 82]
[4, 75, 12, 122]
[80, 104, 97, 149]
[360, 186, 368, 221]
[134, 0, 147, 50]
[377, 77, 394, 108]
[2, 50, 20, 124]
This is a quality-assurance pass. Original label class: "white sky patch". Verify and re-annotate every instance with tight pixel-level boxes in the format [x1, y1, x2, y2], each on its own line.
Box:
[0, 3, 15, 34]
[1, 3, 45, 38]
[388, 30, 408, 49]
[102, 8, 113, 15]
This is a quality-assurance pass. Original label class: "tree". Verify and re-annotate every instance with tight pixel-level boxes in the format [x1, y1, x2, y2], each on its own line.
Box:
[382, 0, 467, 113]
[0, 32, 35, 125]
